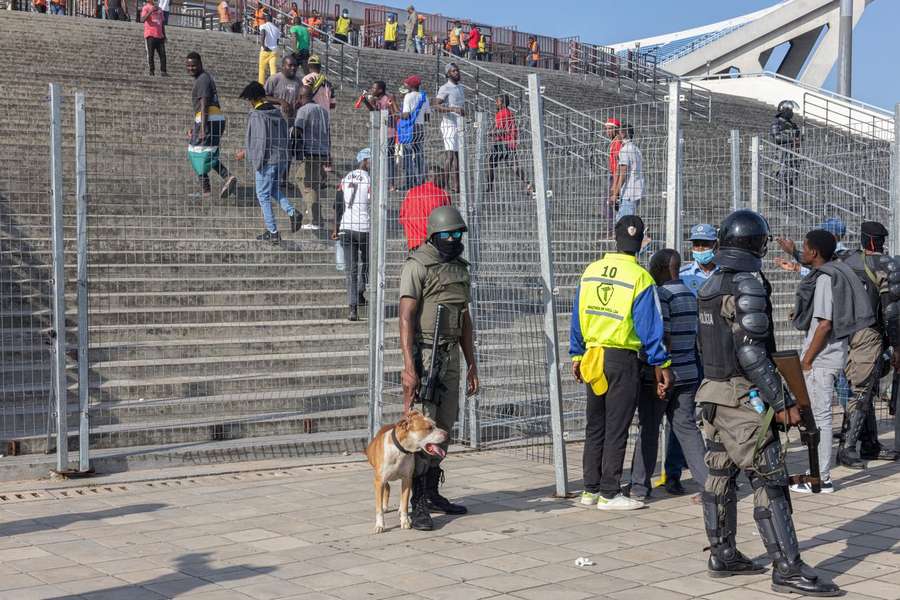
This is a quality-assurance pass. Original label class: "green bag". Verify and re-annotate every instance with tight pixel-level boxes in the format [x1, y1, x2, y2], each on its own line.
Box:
[188, 145, 220, 176]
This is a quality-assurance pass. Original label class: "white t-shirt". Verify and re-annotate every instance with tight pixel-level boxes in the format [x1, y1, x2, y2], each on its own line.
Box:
[157, 0, 169, 10]
[801, 274, 848, 370]
[260, 22, 281, 51]
[618, 139, 644, 201]
[402, 91, 431, 125]
[437, 81, 464, 128]
[339, 169, 371, 233]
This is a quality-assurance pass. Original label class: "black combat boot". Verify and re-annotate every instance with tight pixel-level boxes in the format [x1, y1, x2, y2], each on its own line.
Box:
[409, 473, 434, 531]
[755, 502, 840, 596]
[837, 406, 866, 469]
[860, 441, 900, 461]
[424, 466, 467, 515]
[703, 491, 765, 577]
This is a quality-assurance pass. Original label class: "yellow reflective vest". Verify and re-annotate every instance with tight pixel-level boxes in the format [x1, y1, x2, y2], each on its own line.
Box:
[335, 16, 351, 35]
[570, 253, 670, 367]
[385, 20, 398, 42]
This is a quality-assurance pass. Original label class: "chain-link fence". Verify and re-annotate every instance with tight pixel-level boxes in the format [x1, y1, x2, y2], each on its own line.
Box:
[76, 74, 377, 458]
[3, 75, 900, 491]
[0, 92, 61, 458]
[365, 83, 563, 468]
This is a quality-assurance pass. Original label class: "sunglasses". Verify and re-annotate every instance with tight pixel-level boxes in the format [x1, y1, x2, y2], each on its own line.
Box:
[436, 231, 464, 240]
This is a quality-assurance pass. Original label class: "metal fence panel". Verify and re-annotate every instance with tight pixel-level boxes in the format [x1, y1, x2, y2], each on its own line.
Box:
[77, 88, 376, 456]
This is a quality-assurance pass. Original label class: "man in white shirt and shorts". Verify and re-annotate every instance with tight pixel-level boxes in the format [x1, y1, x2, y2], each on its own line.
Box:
[434, 62, 465, 193]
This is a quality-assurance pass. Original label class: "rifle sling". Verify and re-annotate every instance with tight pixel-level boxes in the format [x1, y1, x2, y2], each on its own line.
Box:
[752, 405, 776, 460]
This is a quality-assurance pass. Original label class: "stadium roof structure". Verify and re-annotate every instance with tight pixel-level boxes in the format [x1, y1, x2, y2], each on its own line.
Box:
[609, 0, 875, 89]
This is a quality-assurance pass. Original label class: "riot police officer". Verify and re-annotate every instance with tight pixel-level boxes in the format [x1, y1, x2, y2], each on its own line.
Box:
[696, 210, 839, 596]
[836, 222, 900, 467]
[399, 206, 479, 531]
[771, 100, 801, 203]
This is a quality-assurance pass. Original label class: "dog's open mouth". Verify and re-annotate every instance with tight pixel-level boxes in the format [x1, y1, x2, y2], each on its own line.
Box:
[424, 443, 446, 458]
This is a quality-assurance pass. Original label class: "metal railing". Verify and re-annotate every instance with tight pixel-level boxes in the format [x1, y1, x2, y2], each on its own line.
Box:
[566, 40, 711, 122]
[245, 0, 360, 88]
[803, 91, 895, 142]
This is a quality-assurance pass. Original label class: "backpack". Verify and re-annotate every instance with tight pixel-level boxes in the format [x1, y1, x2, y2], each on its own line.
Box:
[396, 92, 427, 145]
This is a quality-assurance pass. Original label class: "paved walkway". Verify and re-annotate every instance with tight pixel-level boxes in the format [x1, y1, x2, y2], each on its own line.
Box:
[0, 444, 898, 600]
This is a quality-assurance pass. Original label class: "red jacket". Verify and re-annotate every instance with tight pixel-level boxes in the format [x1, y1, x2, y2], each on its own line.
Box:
[467, 27, 480, 49]
[400, 182, 452, 249]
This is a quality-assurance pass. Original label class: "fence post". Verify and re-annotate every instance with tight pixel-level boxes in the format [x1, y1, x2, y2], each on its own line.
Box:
[339, 42, 345, 88]
[750, 136, 761, 213]
[49, 83, 68, 473]
[369, 109, 390, 441]
[75, 92, 91, 473]
[891, 104, 900, 252]
[730, 129, 741, 211]
[366, 111, 380, 440]
[527, 73, 568, 497]
[665, 80, 683, 253]
[895, 104, 900, 450]
[467, 111, 487, 449]
[455, 117, 471, 443]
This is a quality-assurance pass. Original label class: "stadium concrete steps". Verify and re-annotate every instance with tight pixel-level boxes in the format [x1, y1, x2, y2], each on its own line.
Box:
[0, 9, 814, 464]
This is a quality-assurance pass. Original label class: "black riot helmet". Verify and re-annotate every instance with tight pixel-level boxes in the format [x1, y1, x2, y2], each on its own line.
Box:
[777, 100, 797, 121]
[718, 210, 770, 257]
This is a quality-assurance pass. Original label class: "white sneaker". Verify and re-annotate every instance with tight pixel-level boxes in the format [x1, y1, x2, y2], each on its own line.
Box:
[790, 480, 834, 494]
[596, 493, 646, 511]
[580, 491, 600, 506]
[301, 223, 320, 230]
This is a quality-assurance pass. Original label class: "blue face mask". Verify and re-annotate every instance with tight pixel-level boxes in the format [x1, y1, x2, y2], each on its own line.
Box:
[693, 249, 715, 265]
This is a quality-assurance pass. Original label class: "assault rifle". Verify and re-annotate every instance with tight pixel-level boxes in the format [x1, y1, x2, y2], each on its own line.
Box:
[417, 304, 445, 406]
[772, 350, 822, 493]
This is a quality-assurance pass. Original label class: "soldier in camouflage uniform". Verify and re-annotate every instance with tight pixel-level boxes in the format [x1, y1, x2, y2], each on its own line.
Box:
[399, 206, 479, 531]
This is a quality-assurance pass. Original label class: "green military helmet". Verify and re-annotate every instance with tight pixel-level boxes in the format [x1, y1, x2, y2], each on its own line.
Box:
[426, 206, 468, 237]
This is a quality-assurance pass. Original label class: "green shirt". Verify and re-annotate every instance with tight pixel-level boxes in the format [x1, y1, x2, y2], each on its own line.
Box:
[290, 24, 310, 52]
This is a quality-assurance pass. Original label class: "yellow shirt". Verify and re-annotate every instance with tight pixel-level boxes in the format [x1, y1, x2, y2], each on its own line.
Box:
[571, 253, 671, 367]
[335, 16, 351, 35]
[385, 21, 398, 42]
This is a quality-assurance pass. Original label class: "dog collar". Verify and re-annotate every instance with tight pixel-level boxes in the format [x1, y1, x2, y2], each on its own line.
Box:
[390, 427, 414, 455]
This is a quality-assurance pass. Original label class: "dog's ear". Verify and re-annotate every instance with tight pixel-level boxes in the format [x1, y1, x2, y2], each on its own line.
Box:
[396, 415, 410, 431]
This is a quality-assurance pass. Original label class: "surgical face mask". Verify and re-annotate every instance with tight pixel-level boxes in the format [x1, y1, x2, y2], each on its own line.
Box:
[431, 237, 464, 262]
[693, 248, 715, 265]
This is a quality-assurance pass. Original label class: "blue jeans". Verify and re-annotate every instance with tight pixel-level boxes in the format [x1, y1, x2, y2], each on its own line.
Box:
[664, 427, 687, 480]
[616, 198, 639, 222]
[50, 3, 64, 14]
[414, 38, 425, 53]
[402, 124, 425, 189]
[836, 371, 850, 408]
[255, 164, 295, 233]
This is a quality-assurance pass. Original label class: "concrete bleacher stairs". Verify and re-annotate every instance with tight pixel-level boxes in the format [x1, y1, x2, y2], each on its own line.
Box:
[0, 10, 812, 472]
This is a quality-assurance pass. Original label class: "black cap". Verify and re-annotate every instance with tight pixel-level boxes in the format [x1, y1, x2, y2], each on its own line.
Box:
[615, 215, 645, 254]
[861, 221, 888, 238]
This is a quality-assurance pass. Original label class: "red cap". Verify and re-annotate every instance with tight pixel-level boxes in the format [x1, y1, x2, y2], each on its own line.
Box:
[605, 118, 621, 127]
[403, 75, 422, 88]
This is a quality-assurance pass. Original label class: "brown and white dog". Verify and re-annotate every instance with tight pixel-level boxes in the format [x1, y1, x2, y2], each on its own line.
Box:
[365, 410, 448, 533]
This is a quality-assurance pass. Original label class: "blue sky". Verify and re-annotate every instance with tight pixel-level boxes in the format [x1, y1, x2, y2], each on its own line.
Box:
[411, 0, 899, 110]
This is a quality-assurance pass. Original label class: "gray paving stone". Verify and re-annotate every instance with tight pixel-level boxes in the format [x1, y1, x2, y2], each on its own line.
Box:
[512, 586, 593, 600]
[468, 573, 547, 594]
[420, 583, 497, 600]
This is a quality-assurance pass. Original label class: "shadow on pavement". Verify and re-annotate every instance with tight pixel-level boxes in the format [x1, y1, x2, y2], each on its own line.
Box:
[0, 502, 167, 537]
[48, 551, 276, 599]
